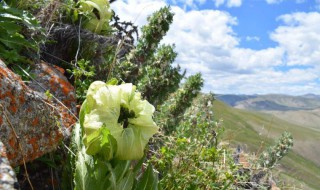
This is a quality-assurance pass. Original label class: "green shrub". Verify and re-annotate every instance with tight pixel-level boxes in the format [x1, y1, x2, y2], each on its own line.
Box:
[152, 94, 235, 189]
[67, 59, 95, 103]
[0, 1, 42, 64]
[137, 44, 184, 106]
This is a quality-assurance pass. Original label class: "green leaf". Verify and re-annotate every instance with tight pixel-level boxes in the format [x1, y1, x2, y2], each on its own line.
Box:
[74, 146, 95, 190]
[132, 155, 145, 175]
[73, 124, 110, 190]
[112, 160, 131, 182]
[117, 171, 135, 190]
[79, 100, 88, 129]
[134, 164, 159, 190]
[84, 126, 117, 161]
[0, 1, 43, 65]
[106, 78, 118, 85]
[0, 21, 22, 34]
[93, 160, 109, 190]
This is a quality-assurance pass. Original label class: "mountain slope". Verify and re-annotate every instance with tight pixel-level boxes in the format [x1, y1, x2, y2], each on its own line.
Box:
[266, 109, 320, 131]
[213, 100, 320, 190]
[217, 94, 320, 111]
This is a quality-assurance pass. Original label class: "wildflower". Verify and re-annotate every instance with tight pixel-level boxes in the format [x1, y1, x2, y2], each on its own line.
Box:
[80, 81, 159, 160]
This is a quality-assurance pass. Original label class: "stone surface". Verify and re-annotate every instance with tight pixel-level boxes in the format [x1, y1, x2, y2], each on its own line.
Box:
[0, 59, 76, 167]
[0, 141, 19, 190]
[28, 61, 77, 135]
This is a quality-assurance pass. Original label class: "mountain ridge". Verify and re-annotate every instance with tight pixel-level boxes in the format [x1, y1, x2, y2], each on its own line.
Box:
[216, 94, 320, 111]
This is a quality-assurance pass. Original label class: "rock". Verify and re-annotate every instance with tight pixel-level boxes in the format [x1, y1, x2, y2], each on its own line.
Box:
[28, 61, 77, 135]
[0, 141, 19, 190]
[0, 59, 76, 167]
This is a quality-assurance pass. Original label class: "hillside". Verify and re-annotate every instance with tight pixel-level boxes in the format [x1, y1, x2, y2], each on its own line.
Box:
[217, 94, 320, 111]
[265, 109, 320, 131]
[213, 100, 320, 190]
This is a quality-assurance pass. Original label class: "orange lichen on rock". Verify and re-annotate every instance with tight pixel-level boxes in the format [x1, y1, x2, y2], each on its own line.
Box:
[28, 61, 77, 120]
[28, 137, 38, 147]
[49, 77, 58, 92]
[8, 136, 16, 151]
[0, 59, 76, 166]
[0, 90, 17, 114]
[58, 77, 73, 96]
[18, 93, 25, 104]
[31, 118, 39, 126]
[28, 137, 40, 160]
[28, 61, 77, 133]
[6, 136, 18, 161]
[53, 65, 65, 74]
[0, 66, 8, 78]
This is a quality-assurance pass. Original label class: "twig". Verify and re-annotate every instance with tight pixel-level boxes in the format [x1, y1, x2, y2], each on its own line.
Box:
[106, 38, 124, 81]
[254, 116, 274, 164]
[74, 18, 82, 66]
[0, 104, 34, 190]
[62, 142, 76, 157]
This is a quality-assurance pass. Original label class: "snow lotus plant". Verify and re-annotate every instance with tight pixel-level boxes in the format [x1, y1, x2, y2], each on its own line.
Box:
[80, 80, 159, 160]
[78, 0, 112, 34]
[73, 80, 160, 190]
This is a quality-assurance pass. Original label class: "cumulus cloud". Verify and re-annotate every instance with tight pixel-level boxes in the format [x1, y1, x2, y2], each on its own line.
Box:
[265, 0, 284, 4]
[169, 0, 207, 9]
[205, 67, 320, 95]
[112, 0, 167, 27]
[271, 12, 320, 66]
[111, 1, 320, 95]
[245, 36, 260, 41]
[212, 0, 242, 7]
[266, 0, 307, 4]
[227, 0, 242, 7]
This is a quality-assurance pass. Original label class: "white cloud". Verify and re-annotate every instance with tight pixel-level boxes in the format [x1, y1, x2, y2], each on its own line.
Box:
[266, 0, 307, 4]
[245, 36, 260, 41]
[227, 0, 242, 7]
[266, 0, 284, 4]
[112, 0, 167, 27]
[204, 67, 320, 95]
[212, 0, 242, 8]
[168, 0, 207, 10]
[271, 12, 320, 66]
[111, 1, 320, 95]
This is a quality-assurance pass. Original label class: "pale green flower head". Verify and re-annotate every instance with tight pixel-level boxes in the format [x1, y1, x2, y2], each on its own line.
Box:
[79, 0, 112, 34]
[80, 81, 159, 160]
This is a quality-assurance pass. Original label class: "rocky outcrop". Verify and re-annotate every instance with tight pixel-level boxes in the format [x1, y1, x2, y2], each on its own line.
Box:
[0, 141, 18, 190]
[0, 59, 77, 167]
[28, 61, 77, 135]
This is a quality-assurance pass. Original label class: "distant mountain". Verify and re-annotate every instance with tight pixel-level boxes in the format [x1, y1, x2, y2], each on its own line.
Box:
[303, 93, 320, 99]
[216, 94, 320, 111]
[215, 94, 257, 107]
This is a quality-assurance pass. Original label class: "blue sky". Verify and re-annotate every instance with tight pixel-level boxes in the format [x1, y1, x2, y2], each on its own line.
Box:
[112, 0, 320, 95]
[214, 0, 317, 49]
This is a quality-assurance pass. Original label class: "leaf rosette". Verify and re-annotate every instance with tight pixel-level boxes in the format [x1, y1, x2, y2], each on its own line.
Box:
[80, 81, 159, 160]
